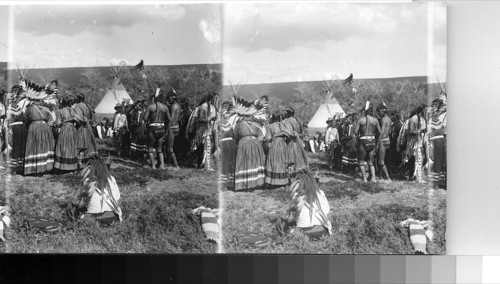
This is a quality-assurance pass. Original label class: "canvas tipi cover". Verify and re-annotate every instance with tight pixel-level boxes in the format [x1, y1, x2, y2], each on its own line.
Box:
[307, 92, 345, 134]
[95, 77, 133, 116]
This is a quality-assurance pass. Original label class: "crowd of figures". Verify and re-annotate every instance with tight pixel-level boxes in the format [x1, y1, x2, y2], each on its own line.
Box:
[218, 96, 308, 191]
[318, 96, 447, 188]
[109, 91, 219, 171]
[0, 77, 221, 176]
[0, 77, 221, 226]
[218, 92, 447, 191]
[0, 80, 97, 175]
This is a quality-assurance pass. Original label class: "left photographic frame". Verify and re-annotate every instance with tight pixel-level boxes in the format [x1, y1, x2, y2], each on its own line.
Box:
[0, 3, 223, 253]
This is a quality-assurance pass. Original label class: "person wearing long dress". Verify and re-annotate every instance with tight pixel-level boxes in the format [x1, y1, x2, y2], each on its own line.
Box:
[74, 93, 98, 165]
[54, 96, 79, 171]
[341, 114, 358, 172]
[234, 117, 266, 191]
[283, 108, 308, 176]
[24, 100, 55, 175]
[265, 109, 290, 186]
[129, 102, 147, 161]
[219, 125, 237, 190]
[6, 93, 28, 174]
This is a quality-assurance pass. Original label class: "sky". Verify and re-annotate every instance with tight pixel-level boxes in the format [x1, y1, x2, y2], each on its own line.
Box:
[0, 4, 222, 68]
[223, 2, 446, 84]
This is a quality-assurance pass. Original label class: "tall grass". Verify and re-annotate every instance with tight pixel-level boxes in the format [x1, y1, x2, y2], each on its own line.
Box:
[0, 140, 218, 253]
[221, 153, 446, 254]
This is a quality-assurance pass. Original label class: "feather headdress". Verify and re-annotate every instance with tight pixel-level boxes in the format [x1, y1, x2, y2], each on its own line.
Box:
[74, 155, 122, 222]
[18, 79, 58, 105]
[284, 169, 332, 235]
[364, 100, 371, 111]
[229, 96, 264, 117]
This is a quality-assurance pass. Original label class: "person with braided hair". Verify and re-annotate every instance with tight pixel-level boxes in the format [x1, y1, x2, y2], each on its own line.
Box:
[407, 104, 427, 183]
[283, 107, 308, 177]
[265, 108, 291, 186]
[54, 95, 80, 171]
[74, 93, 98, 167]
[376, 103, 392, 181]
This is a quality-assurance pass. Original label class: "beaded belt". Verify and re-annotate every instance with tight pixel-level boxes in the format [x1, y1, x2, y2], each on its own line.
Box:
[430, 135, 445, 140]
[149, 123, 165, 127]
[359, 135, 375, 140]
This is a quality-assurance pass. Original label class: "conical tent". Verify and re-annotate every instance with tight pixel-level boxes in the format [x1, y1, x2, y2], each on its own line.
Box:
[94, 77, 133, 117]
[307, 92, 345, 134]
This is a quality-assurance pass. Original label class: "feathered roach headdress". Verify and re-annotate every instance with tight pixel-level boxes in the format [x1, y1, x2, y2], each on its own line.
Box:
[45, 80, 59, 95]
[253, 95, 269, 111]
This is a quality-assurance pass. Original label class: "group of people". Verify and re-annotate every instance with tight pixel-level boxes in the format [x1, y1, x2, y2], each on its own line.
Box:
[217, 92, 447, 191]
[218, 96, 308, 191]
[321, 95, 447, 187]
[110, 90, 218, 171]
[2, 79, 97, 175]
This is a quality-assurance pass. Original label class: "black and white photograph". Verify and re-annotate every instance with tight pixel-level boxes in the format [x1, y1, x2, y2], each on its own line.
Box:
[219, 2, 447, 254]
[0, 4, 223, 253]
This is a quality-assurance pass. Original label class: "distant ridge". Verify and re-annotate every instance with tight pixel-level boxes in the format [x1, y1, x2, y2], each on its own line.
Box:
[0, 63, 222, 85]
[222, 76, 430, 100]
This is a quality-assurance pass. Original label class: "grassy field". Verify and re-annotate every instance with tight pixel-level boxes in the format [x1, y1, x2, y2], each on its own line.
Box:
[0, 138, 218, 253]
[221, 152, 446, 254]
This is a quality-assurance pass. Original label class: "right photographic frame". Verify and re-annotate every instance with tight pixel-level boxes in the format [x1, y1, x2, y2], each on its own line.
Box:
[218, 2, 447, 254]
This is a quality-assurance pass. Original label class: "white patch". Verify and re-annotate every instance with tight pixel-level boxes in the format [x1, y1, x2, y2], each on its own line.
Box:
[199, 19, 221, 44]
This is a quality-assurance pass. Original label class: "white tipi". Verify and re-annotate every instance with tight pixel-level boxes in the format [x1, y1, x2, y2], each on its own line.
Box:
[95, 63, 133, 117]
[307, 78, 345, 134]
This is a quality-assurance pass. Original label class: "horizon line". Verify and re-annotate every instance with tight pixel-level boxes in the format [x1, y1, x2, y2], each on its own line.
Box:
[223, 75, 446, 86]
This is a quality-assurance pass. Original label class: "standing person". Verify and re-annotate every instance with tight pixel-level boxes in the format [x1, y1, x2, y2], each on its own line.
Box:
[334, 117, 343, 169]
[194, 93, 217, 171]
[428, 96, 446, 188]
[24, 99, 56, 175]
[341, 114, 358, 172]
[0, 91, 6, 160]
[354, 102, 381, 182]
[283, 107, 308, 176]
[265, 109, 290, 186]
[6, 88, 28, 173]
[376, 104, 392, 181]
[166, 90, 181, 169]
[113, 104, 128, 156]
[129, 101, 147, 162]
[234, 116, 266, 191]
[218, 101, 237, 190]
[96, 120, 104, 139]
[389, 111, 403, 175]
[74, 93, 98, 167]
[104, 117, 114, 137]
[406, 104, 427, 183]
[176, 97, 192, 164]
[144, 91, 170, 170]
[317, 132, 325, 152]
[324, 118, 339, 171]
[229, 97, 266, 190]
[54, 95, 80, 171]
